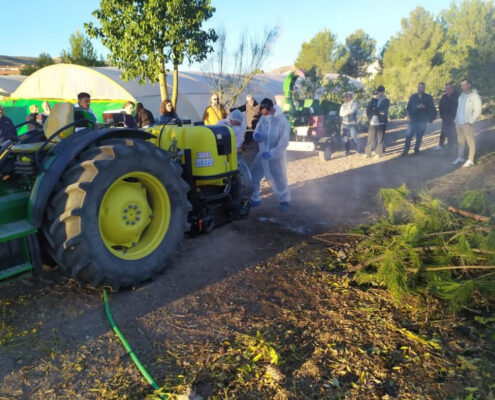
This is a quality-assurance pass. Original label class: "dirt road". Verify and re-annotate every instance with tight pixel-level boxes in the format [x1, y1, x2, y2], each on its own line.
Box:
[1, 118, 494, 398]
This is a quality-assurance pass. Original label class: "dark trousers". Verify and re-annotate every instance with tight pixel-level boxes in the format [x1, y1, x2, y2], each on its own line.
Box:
[403, 120, 427, 154]
[365, 125, 385, 156]
[439, 120, 457, 150]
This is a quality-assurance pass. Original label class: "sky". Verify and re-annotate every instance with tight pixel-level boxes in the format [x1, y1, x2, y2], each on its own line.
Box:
[0, 0, 455, 72]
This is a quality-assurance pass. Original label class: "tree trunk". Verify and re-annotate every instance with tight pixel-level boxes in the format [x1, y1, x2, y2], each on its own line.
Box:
[158, 58, 169, 102]
[172, 62, 179, 111]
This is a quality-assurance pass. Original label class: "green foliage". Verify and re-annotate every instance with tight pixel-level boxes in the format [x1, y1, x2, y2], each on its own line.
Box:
[441, 0, 495, 97]
[321, 74, 365, 104]
[379, 1, 495, 101]
[86, 0, 216, 102]
[354, 186, 495, 310]
[388, 102, 407, 120]
[296, 68, 368, 115]
[60, 30, 105, 66]
[379, 6, 446, 101]
[338, 29, 376, 78]
[295, 29, 376, 78]
[20, 53, 55, 76]
[295, 29, 339, 74]
[298, 66, 323, 99]
[458, 190, 495, 216]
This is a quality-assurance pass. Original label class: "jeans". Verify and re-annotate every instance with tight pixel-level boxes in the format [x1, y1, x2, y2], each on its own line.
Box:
[403, 120, 427, 154]
[364, 125, 385, 156]
[342, 125, 360, 153]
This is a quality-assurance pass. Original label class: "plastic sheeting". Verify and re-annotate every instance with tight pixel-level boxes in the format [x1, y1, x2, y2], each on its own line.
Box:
[5, 64, 291, 125]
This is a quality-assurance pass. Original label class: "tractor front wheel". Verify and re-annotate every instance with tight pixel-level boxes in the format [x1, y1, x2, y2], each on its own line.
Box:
[318, 144, 332, 162]
[43, 138, 190, 290]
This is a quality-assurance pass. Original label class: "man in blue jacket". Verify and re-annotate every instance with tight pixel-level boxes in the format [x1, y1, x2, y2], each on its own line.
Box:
[401, 82, 437, 156]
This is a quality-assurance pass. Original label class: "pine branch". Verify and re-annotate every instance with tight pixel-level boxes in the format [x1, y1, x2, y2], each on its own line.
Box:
[424, 265, 495, 272]
[448, 206, 490, 222]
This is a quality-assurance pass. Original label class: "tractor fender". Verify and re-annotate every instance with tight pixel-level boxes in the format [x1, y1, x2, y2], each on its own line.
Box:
[28, 127, 155, 228]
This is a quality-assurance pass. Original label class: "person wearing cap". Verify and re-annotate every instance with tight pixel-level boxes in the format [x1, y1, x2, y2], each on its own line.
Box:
[364, 86, 390, 158]
[203, 93, 227, 125]
[217, 109, 246, 149]
[250, 98, 291, 211]
[339, 91, 360, 155]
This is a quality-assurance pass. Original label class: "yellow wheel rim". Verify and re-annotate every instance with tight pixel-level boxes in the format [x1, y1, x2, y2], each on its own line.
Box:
[99, 171, 171, 260]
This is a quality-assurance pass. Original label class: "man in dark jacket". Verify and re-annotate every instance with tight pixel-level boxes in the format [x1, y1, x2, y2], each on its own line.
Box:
[234, 94, 261, 130]
[402, 82, 437, 156]
[135, 102, 155, 128]
[0, 105, 16, 143]
[364, 86, 390, 158]
[435, 82, 458, 152]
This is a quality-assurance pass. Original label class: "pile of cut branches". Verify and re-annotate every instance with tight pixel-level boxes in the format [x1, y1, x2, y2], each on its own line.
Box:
[351, 185, 495, 310]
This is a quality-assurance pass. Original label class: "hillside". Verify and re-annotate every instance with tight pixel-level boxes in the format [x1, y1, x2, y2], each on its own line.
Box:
[0, 55, 36, 66]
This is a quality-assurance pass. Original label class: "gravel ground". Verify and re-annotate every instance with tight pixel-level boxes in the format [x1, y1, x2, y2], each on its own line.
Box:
[0, 117, 494, 399]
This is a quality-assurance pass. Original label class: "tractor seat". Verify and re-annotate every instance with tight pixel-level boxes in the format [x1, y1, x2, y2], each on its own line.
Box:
[43, 102, 75, 140]
[10, 103, 75, 154]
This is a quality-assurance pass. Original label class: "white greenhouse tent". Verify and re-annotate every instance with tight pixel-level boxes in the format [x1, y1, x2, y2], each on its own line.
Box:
[10, 64, 205, 122]
[7, 64, 292, 123]
[0, 75, 26, 98]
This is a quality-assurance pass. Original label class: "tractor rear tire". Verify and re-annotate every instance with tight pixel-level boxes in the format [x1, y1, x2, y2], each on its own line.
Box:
[42, 138, 190, 290]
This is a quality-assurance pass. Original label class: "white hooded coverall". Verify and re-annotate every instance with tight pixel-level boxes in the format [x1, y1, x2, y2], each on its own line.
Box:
[217, 110, 247, 149]
[250, 107, 291, 203]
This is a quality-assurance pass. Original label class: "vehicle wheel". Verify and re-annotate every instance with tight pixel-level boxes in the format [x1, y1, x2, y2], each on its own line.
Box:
[318, 144, 332, 162]
[231, 158, 253, 218]
[43, 138, 190, 290]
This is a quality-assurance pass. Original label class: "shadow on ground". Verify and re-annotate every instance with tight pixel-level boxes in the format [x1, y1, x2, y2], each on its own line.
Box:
[1, 118, 494, 398]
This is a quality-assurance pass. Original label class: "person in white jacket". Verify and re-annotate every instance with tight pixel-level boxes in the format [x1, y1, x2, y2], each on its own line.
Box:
[250, 98, 291, 211]
[339, 92, 359, 155]
[217, 109, 246, 150]
[452, 79, 482, 167]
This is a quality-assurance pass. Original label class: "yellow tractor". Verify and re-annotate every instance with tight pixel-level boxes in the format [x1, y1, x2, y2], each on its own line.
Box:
[0, 103, 252, 290]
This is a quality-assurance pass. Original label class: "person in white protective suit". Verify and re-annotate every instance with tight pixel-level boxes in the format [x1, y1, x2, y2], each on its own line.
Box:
[217, 109, 246, 150]
[250, 98, 291, 212]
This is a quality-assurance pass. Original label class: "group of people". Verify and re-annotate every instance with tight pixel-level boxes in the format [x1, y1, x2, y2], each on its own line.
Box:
[6, 79, 478, 214]
[341, 79, 482, 167]
[201, 93, 291, 211]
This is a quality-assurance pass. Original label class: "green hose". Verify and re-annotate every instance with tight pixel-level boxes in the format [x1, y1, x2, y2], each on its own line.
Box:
[103, 289, 167, 399]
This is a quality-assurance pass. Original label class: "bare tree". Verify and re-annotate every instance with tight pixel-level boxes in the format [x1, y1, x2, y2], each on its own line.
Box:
[203, 26, 279, 109]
